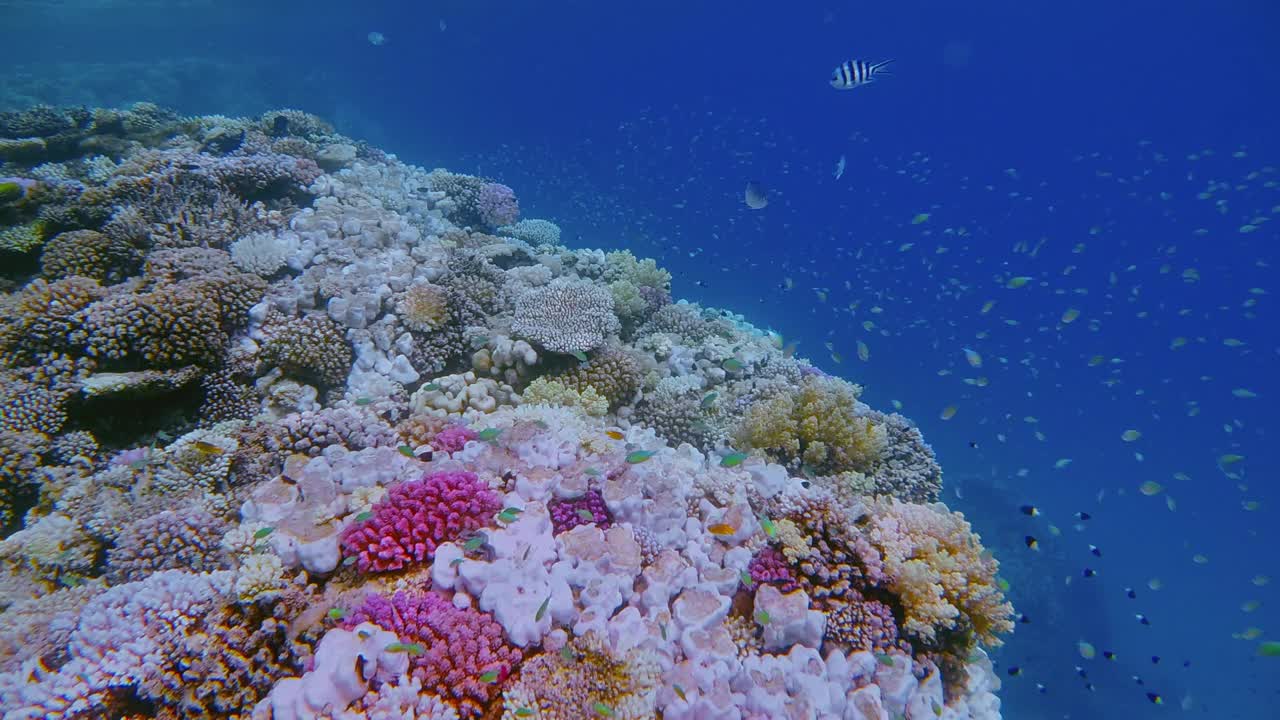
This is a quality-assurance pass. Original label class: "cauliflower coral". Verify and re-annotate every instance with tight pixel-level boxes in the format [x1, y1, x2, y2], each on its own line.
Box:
[735, 374, 887, 474]
[862, 498, 1015, 650]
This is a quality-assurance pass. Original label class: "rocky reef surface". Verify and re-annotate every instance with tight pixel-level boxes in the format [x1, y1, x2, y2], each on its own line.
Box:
[0, 103, 1013, 719]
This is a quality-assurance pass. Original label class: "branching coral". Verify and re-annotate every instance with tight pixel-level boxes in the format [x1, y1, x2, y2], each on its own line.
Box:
[548, 347, 642, 410]
[106, 507, 230, 584]
[862, 498, 1014, 650]
[735, 374, 887, 474]
[258, 313, 352, 389]
[340, 470, 502, 573]
[350, 590, 522, 718]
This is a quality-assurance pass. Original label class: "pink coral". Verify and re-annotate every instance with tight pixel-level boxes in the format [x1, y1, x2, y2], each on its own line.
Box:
[340, 470, 502, 573]
[748, 547, 799, 593]
[476, 182, 519, 228]
[350, 590, 521, 718]
[548, 489, 611, 535]
[432, 424, 477, 454]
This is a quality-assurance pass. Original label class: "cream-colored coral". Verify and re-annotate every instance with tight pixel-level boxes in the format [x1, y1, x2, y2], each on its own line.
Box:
[234, 552, 286, 601]
[409, 371, 518, 418]
[862, 498, 1014, 649]
[521, 377, 609, 417]
[774, 518, 812, 564]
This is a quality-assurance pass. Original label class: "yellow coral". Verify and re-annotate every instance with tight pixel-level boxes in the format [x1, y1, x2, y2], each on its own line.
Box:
[736, 374, 886, 473]
[863, 498, 1014, 649]
[774, 518, 812, 564]
[521, 377, 609, 417]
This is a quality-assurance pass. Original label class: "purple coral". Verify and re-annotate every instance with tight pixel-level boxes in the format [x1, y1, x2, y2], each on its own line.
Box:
[476, 182, 519, 228]
[349, 590, 521, 718]
[748, 547, 799, 593]
[432, 424, 477, 454]
[834, 590, 908, 655]
[549, 489, 611, 535]
[340, 470, 502, 573]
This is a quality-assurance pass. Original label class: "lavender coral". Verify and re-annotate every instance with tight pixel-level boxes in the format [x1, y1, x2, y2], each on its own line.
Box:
[477, 182, 520, 228]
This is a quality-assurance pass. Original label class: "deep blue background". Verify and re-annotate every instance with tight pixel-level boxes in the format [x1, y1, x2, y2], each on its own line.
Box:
[3, 2, 1278, 717]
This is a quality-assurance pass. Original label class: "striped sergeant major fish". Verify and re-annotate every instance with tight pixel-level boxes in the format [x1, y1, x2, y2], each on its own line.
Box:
[829, 58, 893, 90]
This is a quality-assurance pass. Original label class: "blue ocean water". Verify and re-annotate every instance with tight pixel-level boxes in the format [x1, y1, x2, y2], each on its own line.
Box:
[3, 1, 1278, 717]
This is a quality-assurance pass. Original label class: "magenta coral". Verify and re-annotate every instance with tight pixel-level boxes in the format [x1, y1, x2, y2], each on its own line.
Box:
[749, 547, 800, 593]
[350, 590, 521, 718]
[340, 470, 501, 573]
[476, 182, 519, 228]
[432, 424, 477, 454]
[548, 489, 611, 535]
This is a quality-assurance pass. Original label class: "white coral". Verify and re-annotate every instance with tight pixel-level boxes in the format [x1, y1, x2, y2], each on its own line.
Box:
[230, 230, 300, 276]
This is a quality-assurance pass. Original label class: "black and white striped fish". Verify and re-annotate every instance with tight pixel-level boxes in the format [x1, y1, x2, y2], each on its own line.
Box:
[829, 58, 893, 90]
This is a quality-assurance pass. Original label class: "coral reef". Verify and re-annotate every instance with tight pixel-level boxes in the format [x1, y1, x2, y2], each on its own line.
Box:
[0, 104, 1012, 720]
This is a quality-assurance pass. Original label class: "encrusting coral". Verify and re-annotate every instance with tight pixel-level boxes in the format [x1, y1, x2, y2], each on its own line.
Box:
[0, 103, 1014, 720]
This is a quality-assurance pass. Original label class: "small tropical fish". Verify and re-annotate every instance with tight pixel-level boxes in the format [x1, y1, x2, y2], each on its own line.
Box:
[875, 652, 895, 666]
[1102, 650, 1116, 661]
[421, 383, 441, 392]
[700, 391, 718, 409]
[1078, 641, 1096, 659]
[367, 31, 387, 46]
[191, 440, 224, 456]
[477, 428, 503, 442]
[397, 445, 415, 458]
[515, 709, 535, 718]
[253, 527, 274, 539]
[720, 452, 748, 468]
[1007, 276, 1032, 289]
[911, 212, 931, 225]
[605, 430, 625, 440]
[478, 671, 499, 684]
[1006, 666, 1022, 677]
[327, 607, 346, 620]
[535, 595, 551, 622]
[386, 642, 425, 656]
[354, 511, 373, 522]
[673, 684, 687, 701]
[830, 58, 893, 89]
[593, 702, 615, 717]
[759, 513, 777, 538]
[571, 350, 589, 363]
[626, 450, 656, 464]
[707, 523, 736, 536]
[1147, 693, 1163, 705]
[1083, 567, 1097, 578]
[1257, 640, 1280, 657]
[834, 154, 846, 180]
[464, 533, 487, 552]
[744, 181, 769, 210]
[940, 405, 958, 420]
[1121, 429, 1142, 442]
[1075, 511, 1092, 521]
[1019, 504, 1039, 517]
[856, 340, 870, 362]
[1024, 535, 1039, 550]
[576, 508, 596, 523]
[740, 570, 754, 587]
[755, 610, 771, 624]
[1139, 480, 1164, 496]
[722, 358, 745, 372]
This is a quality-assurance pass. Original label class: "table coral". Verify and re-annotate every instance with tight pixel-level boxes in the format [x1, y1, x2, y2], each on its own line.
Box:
[340, 470, 502, 573]
[511, 277, 620, 354]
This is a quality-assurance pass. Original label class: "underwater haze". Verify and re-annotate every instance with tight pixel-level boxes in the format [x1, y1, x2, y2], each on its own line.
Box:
[2, 1, 1278, 719]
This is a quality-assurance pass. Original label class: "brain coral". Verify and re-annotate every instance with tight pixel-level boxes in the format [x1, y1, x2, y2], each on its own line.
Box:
[511, 277, 621, 354]
[735, 373, 887, 474]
